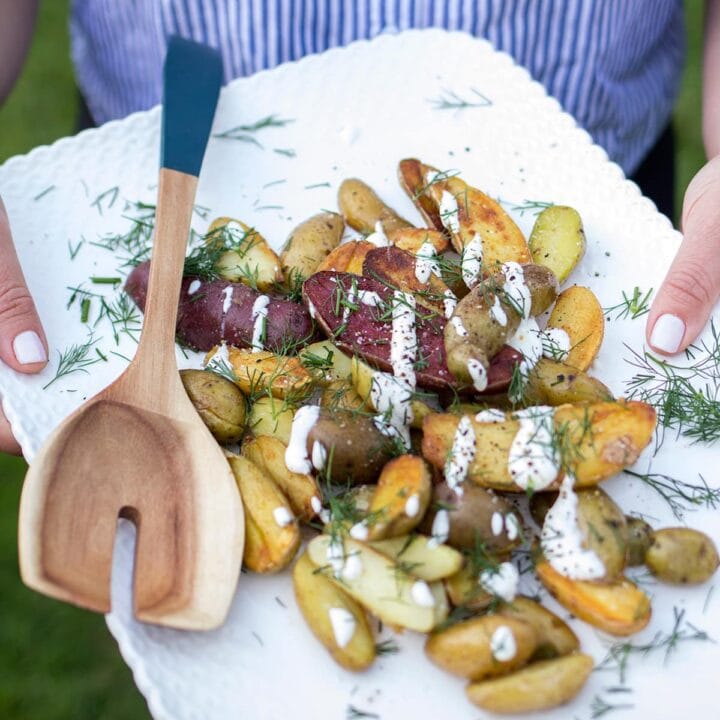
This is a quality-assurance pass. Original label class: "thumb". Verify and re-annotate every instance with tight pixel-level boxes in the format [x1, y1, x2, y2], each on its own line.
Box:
[0, 197, 48, 372]
[646, 157, 720, 355]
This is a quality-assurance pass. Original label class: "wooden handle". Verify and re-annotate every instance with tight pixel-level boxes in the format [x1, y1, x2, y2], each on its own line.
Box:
[133, 168, 197, 375]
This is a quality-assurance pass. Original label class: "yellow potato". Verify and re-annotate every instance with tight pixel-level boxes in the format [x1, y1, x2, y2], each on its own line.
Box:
[466, 653, 594, 714]
[337, 178, 412, 235]
[208, 217, 282, 291]
[536, 560, 651, 636]
[444, 564, 494, 611]
[281, 212, 344, 282]
[645, 528, 719, 584]
[299, 340, 353, 386]
[228, 455, 300, 573]
[425, 615, 537, 680]
[524, 358, 614, 406]
[362, 455, 432, 541]
[388, 227, 449, 254]
[248, 395, 295, 443]
[421, 401, 656, 491]
[316, 240, 375, 274]
[529, 205, 586, 283]
[497, 596, 579, 660]
[320, 379, 370, 413]
[241, 435, 321, 522]
[292, 552, 375, 671]
[369, 535, 463, 581]
[307, 535, 449, 632]
[546, 285, 605, 371]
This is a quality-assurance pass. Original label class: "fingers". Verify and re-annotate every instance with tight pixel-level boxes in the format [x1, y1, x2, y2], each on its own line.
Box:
[647, 157, 720, 355]
[0, 197, 48, 373]
[0, 405, 21, 455]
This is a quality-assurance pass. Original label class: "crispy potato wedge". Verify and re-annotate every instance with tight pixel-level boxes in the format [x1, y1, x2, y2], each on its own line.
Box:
[525, 358, 614, 406]
[228, 455, 300, 573]
[536, 560, 651, 636]
[320, 378, 370, 413]
[546, 285, 604, 371]
[316, 240, 375, 274]
[426, 615, 537, 681]
[299, 340, 353, 385]
[497, 596, 579, 660]
[362, 455, 432, 541]
[399, 159, 530, 269]
[242, 435, 321, 522]
[529, 205, 586, 283]
[248, 395, 295, 443]
[388, 227, 449, 254]
[645, 528, 719, 584]
[369, 535, 463, 581]
[208, 217, 283, 291]
[338, 178, 412, 235]
[466, 653, 594, 714]
[307, 535, 449, 632]
[421, 401, 656, 491]
[292, 552, 375, 671]
[281, 212, 344, 283]
[444, 564, 494, 611]
[220, 347, 314, 399]
[180, 369, 246, 443]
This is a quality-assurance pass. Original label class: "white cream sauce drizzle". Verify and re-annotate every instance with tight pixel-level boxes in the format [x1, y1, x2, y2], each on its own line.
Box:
[221, 285, 234, 315]
[467, 358, 488, 392]
[506, 316, 544, 378]
[272, 507, 294, 527]
[285, 405, 321, 474]
[443, 289, 458, 319]
[461, 232, 483, 288]
[410, 580, 436, 608]
[541, 474, 606, 580]
[405, 493, 421, 518]
[204, 341, 231, 374]
[415, 240, 442, 284]
[479, 561, 519, 602]
[358, 290, 383, 307]
[507, 406, 559, 492]
[541, 327, 571, 360]
[501, 262, 531, 319]
[444, 415, 476, 495]
[365, 220, 391, 247]
[307, 299, 317, 320]
[187, 279, 202, 295]
[428, 509, 450, 549]
[491, 511, 520, 540]
[490, 625, 517, 662]
[311, 440, 327, 471]
[326, 539, 363, 581]
[490, 295, 508, 326]
[439, 191, 460, 234]
[475, 408, 506, 423]
[450, 315, 469, 337]
[328, 607, 357, 648]
[250, 294, 270, 352]
[310, 496, 323, 514]
[349, 520, 369, 541]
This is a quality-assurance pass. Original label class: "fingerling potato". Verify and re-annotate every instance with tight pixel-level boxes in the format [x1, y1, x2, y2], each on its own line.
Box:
[529, 205, 586, 283]
[281, 212, 344, 282]
[644, 527, 719, 584]
[338, 178, 412, 235]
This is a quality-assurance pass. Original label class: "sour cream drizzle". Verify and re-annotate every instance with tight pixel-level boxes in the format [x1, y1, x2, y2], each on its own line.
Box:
[439, 191, 460, 234]
[187, 279, 202, 295]
[541, 327, 571, 360]
[443, 289, 458, 319]
[410, 580, 436, 607]
[490, 296, 508, 327]
[507, 406, 559, 492]
[461, 233, 483, 288]
[444, 415, 476, 495]
[490, 625, 517, 662]
[365, 221, 391, 247]
[428, 509, 450, 549]
[479, 561, 519, 602]
[541, 474, 606, 580]
[501, 262, 531, 319]
[467, 358, 488, 392]
[450, 316, 469, 337]
[221, 286, 234, 315]
[311, 440, 327, 471]
[250, 295, 270, 352]
[272, 507, 294, 527]
[415, 240, 442, 284]
[358, 290, 383, 307]
[405, 493, 420, 518]
[328, 607, 357, 648]
[475, 408, 506, 423]
[285, 405, 321, 474]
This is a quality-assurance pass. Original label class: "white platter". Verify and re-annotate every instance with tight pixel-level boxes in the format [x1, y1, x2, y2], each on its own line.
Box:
[1, 29, 719, 720]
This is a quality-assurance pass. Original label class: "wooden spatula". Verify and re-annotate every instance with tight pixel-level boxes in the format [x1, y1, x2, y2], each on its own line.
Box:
[18, 37, 244, 630]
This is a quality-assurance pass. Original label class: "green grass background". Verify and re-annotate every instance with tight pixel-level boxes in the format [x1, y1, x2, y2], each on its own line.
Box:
[0, 1, 707, 718]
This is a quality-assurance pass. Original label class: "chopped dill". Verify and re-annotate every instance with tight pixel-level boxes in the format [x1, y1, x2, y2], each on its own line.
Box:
[507, 199, 554, 216]
[375, 638, 399, 656]
[43, 334, 101, 389]
[214, 114, 294, 141]
[91, 186, 119, 215]
[346, 705, 380, 720]
[273, 147, 296, 158]
[428, 87, 492, 110]
[590, 694, 634, 718]
[33, 185, 56, 201]
[604, 287, 653, 321]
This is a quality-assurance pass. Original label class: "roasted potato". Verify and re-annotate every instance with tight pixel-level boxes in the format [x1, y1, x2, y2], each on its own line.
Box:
[524, 358, 614, 406]
[444, 564, 494, 611]
[388, 227, 449, 254]
[320, 378, 370, 413]
[180, 369, 246, 443]
[307, 535, 449, 632]
[644, 528, 719, 584]
[306, 408, 399, 485]
[248, 395, 295, 443]
[422, 401, 656, 492]
[281, 212, 344, 282]
[421, 482, 522, 554]
[299, 340, 353, 385]
[228, 455, 300, 573]
[369, 535, 463, 581]
[624, 516, 655, 567]
[207, 217, 283, 291]
[546, 285, 604, 371]
[536, 560, 651, 636]
[242, 435, 321, 522]
[425, 615, 538, 680]
[337, 178, 412, 236]
[316, 240, 375, 274]
[466, 653, 594, 714]
[292, 552, 375, 671]
[529, 205, 586, 283]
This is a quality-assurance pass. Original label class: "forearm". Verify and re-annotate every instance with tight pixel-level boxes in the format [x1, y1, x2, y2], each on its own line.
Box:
[0, 0, 39, 104]
[703, 0, 720, 157]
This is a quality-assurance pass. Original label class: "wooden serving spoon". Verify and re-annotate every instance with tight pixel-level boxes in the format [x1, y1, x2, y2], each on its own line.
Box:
[18, 37, 244, 630]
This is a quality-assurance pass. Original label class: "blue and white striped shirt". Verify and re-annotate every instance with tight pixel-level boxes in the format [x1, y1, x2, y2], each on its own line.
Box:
[70, 0, 685, 174]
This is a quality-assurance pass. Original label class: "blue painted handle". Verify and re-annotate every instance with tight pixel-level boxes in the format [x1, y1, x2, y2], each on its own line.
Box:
[161, 36, 223, 177]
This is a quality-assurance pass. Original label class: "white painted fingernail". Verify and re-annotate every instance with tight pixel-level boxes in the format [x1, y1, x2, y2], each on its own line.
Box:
[650, 314, 685, 354]
[12, 330, 47, 365]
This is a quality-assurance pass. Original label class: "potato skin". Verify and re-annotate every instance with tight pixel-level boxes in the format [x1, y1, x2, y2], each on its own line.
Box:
[645, 528, 719, 584]
[625, 516, 654, 567]
[306, 409, 397, 485]
[425, 615, 537, 680]
[281, 212, 344, 282]
[525, 358, 614, 406]
[248, 395, 295, 443]
[529, 205, 586, 283]
[466, 653, 594, 714]
[180, 369, 246, 443]
[338, 178, 412, 235]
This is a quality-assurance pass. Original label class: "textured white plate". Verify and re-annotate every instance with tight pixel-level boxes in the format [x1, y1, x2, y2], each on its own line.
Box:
[1, 30, 718, 720]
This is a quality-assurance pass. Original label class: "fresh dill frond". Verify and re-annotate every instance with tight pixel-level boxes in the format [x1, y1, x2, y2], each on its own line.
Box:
[428, 87, 492, 110]
[43, 334, 101, 389]
[590, 694, 634, 718]
[604, 287, 653, 321]
[214, 114, 294, 141]
[507, 199, 554, 217]
[346, 705, 380, 720]
[374, 638, 399, 656]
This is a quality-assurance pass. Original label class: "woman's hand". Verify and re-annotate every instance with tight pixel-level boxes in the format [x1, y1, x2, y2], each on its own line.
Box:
[0, 197, 48, 454]
[646, 154, 720, 355]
